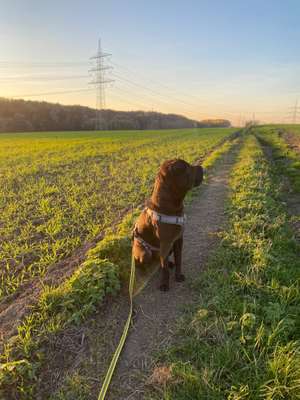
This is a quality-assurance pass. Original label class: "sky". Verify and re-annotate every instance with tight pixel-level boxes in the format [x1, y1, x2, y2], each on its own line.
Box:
[1, 0, 300, 125]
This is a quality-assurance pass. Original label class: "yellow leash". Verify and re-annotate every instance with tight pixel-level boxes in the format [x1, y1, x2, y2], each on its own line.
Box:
[97, 254, 136, 400]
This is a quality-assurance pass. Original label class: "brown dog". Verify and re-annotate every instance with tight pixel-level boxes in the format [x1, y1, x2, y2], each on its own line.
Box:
[132, 159, 204, 291]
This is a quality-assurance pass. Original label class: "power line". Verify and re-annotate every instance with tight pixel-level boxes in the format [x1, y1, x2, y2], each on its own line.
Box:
[112, 72, 204, 110]
[109, 91, 158, 111]
[112, 81, 199, 116]
[112, 61, 300, 124]
[112, 72, 245, 118]
[111, 66, 287, 119]
[0, 75, 89, 82]
[111, 84, 201, 117]
[0, 61, 89, 69]
[10, 88, 94, 98]
[111, 61, 211, 106]
[111, 61, 266, 114]
[111, 83, 231, 119]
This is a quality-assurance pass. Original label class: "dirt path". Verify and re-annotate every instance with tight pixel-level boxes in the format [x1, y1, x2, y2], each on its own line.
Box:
[36, 140, 242, 399]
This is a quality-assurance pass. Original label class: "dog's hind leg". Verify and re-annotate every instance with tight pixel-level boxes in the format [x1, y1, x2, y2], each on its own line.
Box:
[173, 236, 185, 282]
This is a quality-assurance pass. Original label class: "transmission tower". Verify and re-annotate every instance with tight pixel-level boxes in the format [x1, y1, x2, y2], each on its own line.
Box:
[89, 39, 113, 130]
[287, 99, 300, 124]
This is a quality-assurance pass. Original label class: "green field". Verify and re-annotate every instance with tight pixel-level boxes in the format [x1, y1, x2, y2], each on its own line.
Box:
[0, 128, 235, 298]
[2, 125, 300, 400]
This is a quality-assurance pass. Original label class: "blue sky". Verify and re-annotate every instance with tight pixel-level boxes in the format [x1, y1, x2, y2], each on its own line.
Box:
[1, 0, 300, 124]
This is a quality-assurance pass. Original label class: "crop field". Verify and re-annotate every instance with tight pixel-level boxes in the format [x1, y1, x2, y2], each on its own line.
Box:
[1, 125, 300, 400]
[0, 128, 236, 299]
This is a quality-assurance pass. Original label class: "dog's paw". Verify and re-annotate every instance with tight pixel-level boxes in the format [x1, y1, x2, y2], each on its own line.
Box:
[168, 261, 175, 269]
[175, 273, 185, 282]
[159, 283, 170, 292]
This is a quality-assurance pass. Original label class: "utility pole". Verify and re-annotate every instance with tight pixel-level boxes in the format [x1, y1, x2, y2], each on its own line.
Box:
[89, 39, 113, 130]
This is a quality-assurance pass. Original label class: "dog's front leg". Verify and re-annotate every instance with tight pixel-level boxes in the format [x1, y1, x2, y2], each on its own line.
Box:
[173, 236, 185, 282]
[159, 256, 170, 291]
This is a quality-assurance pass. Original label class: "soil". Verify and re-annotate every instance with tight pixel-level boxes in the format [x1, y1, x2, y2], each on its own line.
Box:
[35, 139, 242, 400]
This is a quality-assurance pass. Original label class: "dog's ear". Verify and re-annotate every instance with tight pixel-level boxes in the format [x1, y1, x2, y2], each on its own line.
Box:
[170, 160, 189, 174]
[159, 159, 179, 177]
[160, 159, 189, 179]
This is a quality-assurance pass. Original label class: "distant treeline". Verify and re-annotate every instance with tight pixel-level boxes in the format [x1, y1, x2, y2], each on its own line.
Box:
[0, 97, 231, 132]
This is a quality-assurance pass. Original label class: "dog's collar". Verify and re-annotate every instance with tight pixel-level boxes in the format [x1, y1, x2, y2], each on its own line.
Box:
[145, 207, 186, 226]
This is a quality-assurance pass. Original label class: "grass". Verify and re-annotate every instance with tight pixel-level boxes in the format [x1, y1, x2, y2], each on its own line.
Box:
[148, 135, 300, 399]
[255, 125, 300, 192]
[49, 372, 91, 400]
[0, 130, 238, 399]
[0, 128, 236, 299]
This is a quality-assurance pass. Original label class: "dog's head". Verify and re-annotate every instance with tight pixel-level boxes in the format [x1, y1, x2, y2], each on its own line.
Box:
[158, 159, 204, 196]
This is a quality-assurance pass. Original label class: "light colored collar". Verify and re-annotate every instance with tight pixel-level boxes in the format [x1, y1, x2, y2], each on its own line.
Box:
[146, 207, 186, 226]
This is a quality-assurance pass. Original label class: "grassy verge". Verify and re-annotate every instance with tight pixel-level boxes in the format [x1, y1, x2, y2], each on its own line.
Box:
[0, 135, 240, 399]
[256, 126, 300, 192]
[149, 135, 300, 399]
